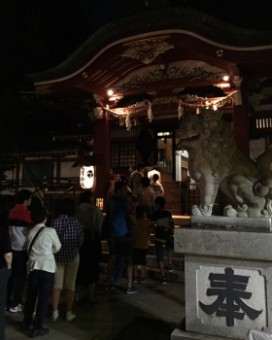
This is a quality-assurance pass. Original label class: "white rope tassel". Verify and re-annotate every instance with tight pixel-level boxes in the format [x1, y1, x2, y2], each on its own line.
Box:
[196, 107, 200, 115]
[178, 100, 184, 119]
[125, 114, 132, 130]
[234, 89, 242, 105]
[119, 117, 125, 126]
[147, 101, 153, 122]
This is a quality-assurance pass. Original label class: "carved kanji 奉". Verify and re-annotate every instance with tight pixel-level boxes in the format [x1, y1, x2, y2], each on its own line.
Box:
[199, 267, 262, 326]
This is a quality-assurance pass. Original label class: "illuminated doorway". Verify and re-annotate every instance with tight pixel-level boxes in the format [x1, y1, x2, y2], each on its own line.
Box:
[156, 131, 173, 175]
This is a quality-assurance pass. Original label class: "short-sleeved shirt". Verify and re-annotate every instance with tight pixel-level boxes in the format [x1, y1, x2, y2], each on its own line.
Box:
[152, 209, 174, 242]
[136, 187, 155, 212]
[8, 204, 32, 251]
[107, 196, 131, 237]
[130, 170, 144, 194]
[51, 214, 84, 262]
[0, 227, 12, 268]
[152, 210, 174, 227]
[132, 217, 152, 249]
[150, 182, 164, 198]
[76, 203, 104, 240]
[27, 223, 61, 274]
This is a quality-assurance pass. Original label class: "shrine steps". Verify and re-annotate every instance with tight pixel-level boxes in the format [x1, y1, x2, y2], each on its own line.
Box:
[163, 180, 182, 215]
[100, 240, 185, 284]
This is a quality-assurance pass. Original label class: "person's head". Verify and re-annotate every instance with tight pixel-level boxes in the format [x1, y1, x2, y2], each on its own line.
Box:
[29, 196, 43, 213]
[185, 176, 190, 183]
[114, 181, 128, 196]
[140, 177, 150, 188]
[153, 174, 159, 183]
[57, 198, 75, 216]
[78, 191, 94, 205]
[154, 196, 166, 210]
[152, 166, 159, 171]
[136, 163, 145, 172]
[120, 175, 129, 185]
[136, 205, 147, 218]
[30, 207, 47, 225]
[16, 189, 32, 206]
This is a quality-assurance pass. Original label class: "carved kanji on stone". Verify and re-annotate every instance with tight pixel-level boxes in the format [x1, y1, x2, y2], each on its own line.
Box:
[199, 267, 263, 326]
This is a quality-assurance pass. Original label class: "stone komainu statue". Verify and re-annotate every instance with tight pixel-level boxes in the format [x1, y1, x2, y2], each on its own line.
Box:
[177, 110, 272, 218]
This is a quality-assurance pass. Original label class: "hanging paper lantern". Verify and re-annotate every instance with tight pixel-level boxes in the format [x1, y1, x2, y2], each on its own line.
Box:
[80, 165, 95, 189]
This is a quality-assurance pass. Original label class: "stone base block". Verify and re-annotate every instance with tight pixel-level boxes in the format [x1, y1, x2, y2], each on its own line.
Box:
[171, 328, 231, 340]
[174, 228, 272, 339]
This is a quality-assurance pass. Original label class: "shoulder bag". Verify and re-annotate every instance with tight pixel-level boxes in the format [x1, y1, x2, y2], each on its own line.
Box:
[27, 227, 45, 256]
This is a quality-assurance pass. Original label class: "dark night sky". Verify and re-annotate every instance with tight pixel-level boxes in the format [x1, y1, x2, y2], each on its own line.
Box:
[2, 0, 272, 78]
[0, 0, 272, 149]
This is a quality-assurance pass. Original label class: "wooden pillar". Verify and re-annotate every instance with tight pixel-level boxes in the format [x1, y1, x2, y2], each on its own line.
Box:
[93, 112, 110, 207]
[232, 76, 249, 156]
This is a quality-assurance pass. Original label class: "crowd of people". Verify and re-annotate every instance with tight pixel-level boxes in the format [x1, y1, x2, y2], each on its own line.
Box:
[0, 164, 175, 339]
[105, 164, 174, 294]
[0, 190, 102, 339]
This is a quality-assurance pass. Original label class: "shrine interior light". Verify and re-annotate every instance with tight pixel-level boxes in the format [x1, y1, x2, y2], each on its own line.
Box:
[216, 82, 230, 89]
[107, 89, 114, 96]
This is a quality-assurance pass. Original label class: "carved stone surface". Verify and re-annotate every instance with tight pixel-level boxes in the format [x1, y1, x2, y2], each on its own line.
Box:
[197, 266, 265, 329]
[185, 257, 270, 339]
[174, 228, 272, 339]
[177, 110, 272, 219]
[174, 228, 272, 261]
[191, 216, 271, 232]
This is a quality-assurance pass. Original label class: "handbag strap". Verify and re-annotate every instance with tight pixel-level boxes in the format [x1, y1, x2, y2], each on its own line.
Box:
[28, 227, 45, 255]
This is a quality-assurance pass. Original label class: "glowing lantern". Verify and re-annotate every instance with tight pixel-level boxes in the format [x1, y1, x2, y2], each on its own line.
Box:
[80, 165, 95, 189]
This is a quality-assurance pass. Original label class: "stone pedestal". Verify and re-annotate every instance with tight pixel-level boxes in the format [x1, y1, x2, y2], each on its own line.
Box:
[172, 227, 272, 340]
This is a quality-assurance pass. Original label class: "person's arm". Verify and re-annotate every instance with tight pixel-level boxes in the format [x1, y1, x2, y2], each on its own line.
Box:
[160, 184, 165, 196]
[169, 212, 175, 234]
[4, 252, 12, 269]
[1, 227, 12, 268]
[78, 235, 84, 247]
[76, 218, 85, 247]
[148, 221, 155, 234]
[52, 229, 62, 254]
[96, 210, 104, 235]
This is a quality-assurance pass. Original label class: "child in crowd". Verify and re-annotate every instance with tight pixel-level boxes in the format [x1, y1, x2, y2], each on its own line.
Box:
[152, 196, 174, 284]
[132, 205, 153, 283]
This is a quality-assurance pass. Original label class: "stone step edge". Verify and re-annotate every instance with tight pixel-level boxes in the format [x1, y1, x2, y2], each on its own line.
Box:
[101, 250, 184, 261]
[99, 262, 184, 281]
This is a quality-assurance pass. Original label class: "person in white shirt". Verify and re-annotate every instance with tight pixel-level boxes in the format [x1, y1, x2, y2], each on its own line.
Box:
[147, 166, 161, 183]
[129, 163, 145, 194]
[23, 208, 61, 338]
[150, 174, 164, 198]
